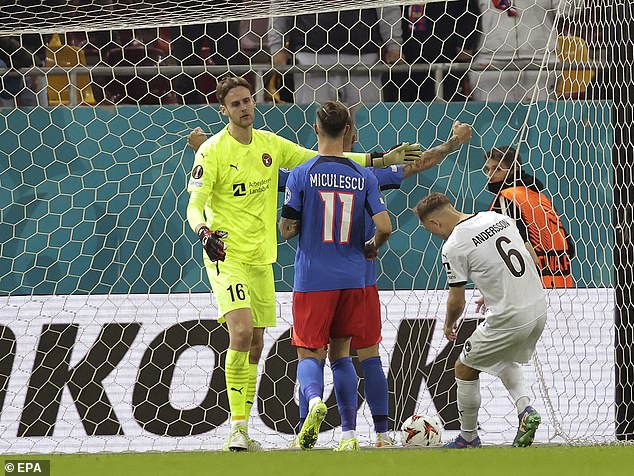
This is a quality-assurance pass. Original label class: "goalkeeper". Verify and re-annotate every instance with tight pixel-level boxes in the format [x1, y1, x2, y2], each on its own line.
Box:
[186, 75, 422, 452]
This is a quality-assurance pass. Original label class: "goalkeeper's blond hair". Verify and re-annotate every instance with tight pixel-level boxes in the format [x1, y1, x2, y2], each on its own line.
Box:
[215, 75, 252, 105]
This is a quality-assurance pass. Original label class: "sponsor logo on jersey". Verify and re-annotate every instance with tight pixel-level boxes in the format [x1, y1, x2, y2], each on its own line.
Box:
[464, 340, 472, 353]
[262, 153, 272, 167]
[192, 165, 203, 179]
[248, 177, 271, 194]
[233, 183, 247, 196]
[232, 179, 272, 197]
[284, 187, 292, 205]
[229, 163, 238, 171]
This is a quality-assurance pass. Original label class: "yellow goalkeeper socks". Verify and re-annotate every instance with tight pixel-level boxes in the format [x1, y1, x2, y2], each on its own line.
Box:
[244, 363, 258, 424]
[225, 349, 250, 422]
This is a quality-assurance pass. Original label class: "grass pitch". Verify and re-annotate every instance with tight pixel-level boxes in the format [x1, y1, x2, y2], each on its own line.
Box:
[7, 445, 634, 476]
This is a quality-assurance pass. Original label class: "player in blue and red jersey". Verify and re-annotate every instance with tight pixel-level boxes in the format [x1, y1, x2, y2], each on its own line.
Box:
[279, 101, 393, 451]
[278, 119, 471, 447]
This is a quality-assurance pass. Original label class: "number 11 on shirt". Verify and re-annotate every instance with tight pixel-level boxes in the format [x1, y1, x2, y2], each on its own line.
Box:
[319, 191, 355, 244]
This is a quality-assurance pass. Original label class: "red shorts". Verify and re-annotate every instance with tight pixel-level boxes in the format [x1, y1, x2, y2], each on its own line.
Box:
[292, 288, 366, 349]
[351, 284, 382, 349]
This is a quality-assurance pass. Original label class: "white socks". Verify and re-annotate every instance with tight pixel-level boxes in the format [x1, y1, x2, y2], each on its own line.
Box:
[456, 378, 481, 442]
[455, 365, 530, 443]
[499, 363, 531, 415]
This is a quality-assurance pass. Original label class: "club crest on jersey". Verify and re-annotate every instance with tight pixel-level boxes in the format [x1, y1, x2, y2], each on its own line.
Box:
[284, 187, 292, 205]
[262, 153, 272, 167]
[192, 165, 203, 179]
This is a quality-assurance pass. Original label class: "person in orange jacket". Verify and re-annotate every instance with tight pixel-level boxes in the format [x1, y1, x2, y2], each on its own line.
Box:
[482, 146, 575, 288]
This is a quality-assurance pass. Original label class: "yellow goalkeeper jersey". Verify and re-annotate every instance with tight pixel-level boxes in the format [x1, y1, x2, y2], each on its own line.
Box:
[187, 125, 365, 265]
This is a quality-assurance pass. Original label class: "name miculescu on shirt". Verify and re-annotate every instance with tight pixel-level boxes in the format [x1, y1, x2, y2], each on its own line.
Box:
[309, 173, 366, 191]
[471, 219, 511, 247]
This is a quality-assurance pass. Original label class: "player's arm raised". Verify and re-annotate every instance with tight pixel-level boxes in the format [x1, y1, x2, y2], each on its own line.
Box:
[188, 127, 207, 152]
[402, 121, 472, 179]
[288, 140, 423, 169]
[370, 142, 423, 168]
[445, 286, 466, 342]
[187, 127, 424, 168]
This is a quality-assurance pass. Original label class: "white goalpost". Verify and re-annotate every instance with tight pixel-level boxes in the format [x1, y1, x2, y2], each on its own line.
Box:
[0, 0, 631, 453]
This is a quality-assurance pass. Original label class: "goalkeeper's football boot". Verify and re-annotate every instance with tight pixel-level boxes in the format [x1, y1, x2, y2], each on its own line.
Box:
[375, 433, 397, 448]
[334, 438, 360, 451]
[289, 436, 301, 449]
[513, 406, 541, 447]
[299, 401, 328, 450]
[246, 436, 263, 452]
[443, 435, 482, 449]
[223, 429, 262, 452]
[226, 425, 249, 452]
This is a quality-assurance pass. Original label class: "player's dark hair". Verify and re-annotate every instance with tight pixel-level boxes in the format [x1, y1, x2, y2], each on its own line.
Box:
[485, 146, 522, 169]
[342, 109, 357, 150]
[316, 101, 350, 138]
[415, 192, 452, 221]
[346, 111, 355, 130]
[216, 74, 253, 105]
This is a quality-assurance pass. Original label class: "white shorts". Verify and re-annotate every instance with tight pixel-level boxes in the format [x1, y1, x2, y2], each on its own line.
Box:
[459, 313, 547, 377]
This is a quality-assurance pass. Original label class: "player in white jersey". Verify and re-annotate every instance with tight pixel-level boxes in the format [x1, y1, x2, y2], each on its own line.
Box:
[415, 192, 547, 448]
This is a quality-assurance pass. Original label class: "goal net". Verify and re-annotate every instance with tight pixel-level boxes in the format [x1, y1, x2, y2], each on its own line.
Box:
[0, 0, 631, 453]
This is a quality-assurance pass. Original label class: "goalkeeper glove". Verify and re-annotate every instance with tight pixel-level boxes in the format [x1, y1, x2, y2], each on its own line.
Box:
[371, 142, 422, 168]
[197, 226, 227, 262]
